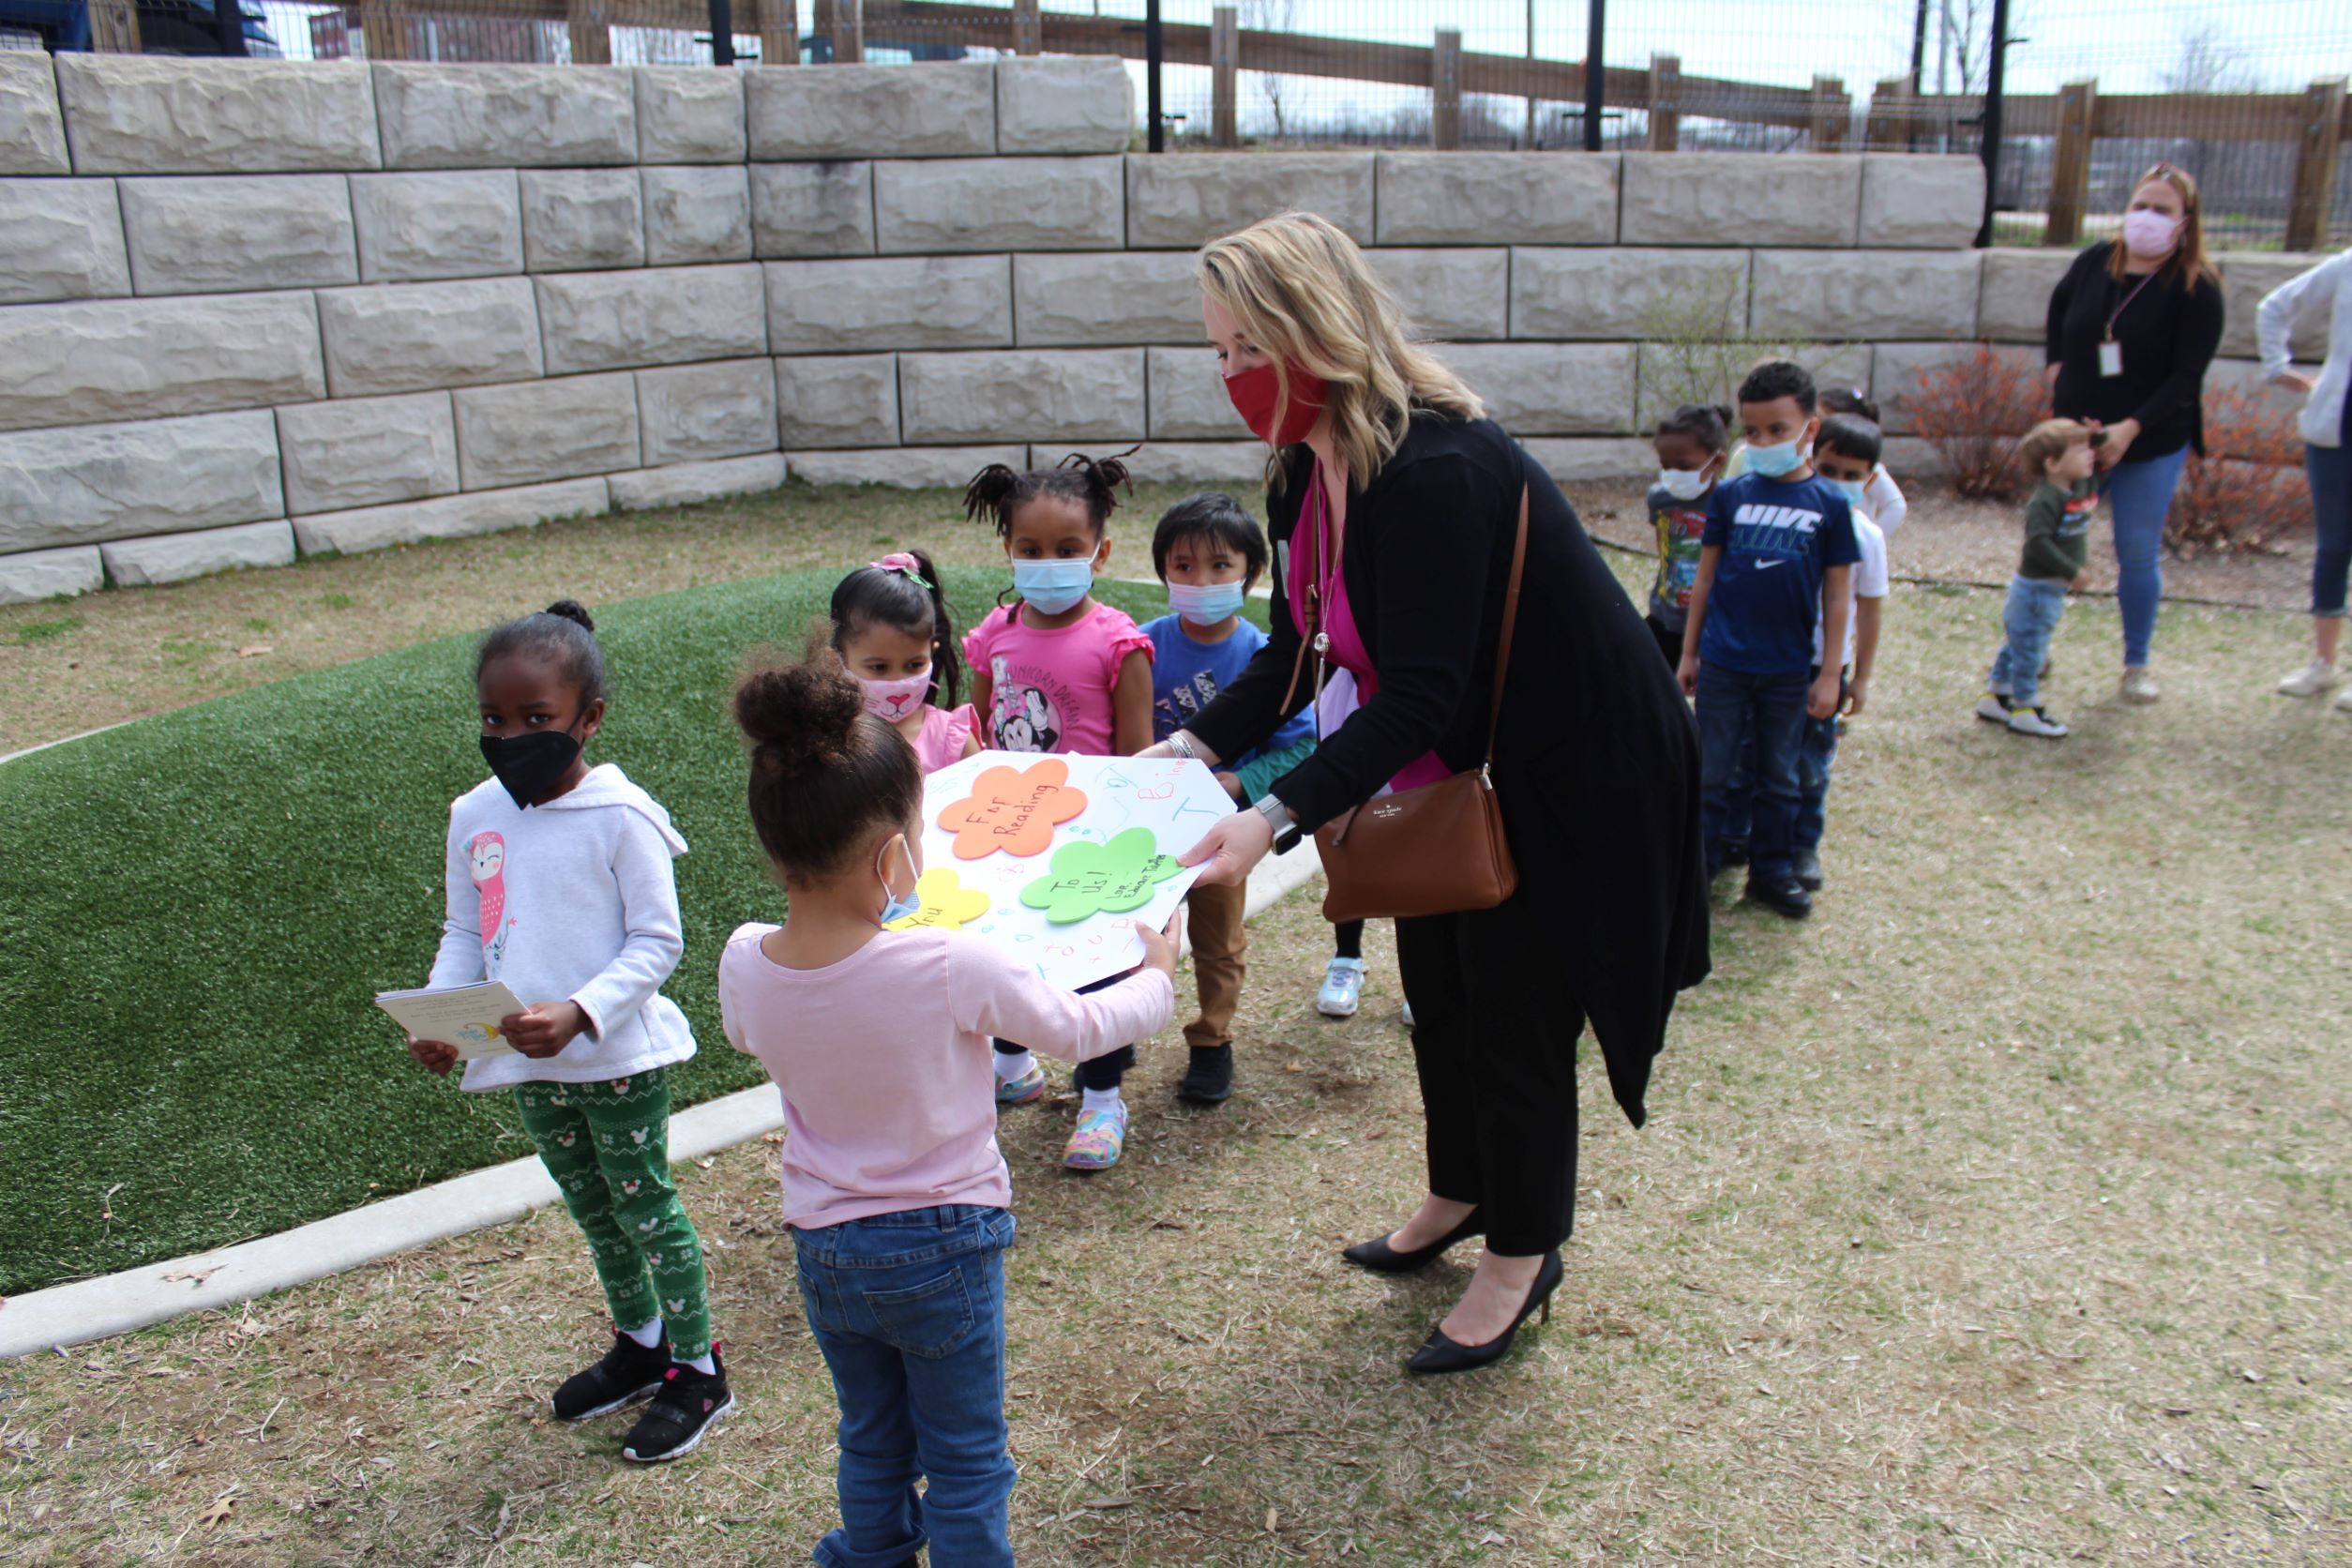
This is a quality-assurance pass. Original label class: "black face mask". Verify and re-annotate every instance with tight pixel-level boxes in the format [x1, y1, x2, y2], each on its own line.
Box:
[480, 727, 582, 809]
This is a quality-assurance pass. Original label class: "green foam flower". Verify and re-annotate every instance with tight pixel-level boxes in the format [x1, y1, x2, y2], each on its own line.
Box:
[1019, 826, 1184, 925]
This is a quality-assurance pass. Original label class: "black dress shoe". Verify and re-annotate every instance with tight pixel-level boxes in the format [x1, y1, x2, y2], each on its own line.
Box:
[1405, 1250, 1564, 1376]
[1176, 1044, 1233, 1104]
[1743, 874, 1813, 919]
[1341, 1212, 1483, 1274]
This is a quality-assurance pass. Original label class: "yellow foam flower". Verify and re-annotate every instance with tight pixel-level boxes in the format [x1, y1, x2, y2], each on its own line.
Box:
[885, 867, 992, 932]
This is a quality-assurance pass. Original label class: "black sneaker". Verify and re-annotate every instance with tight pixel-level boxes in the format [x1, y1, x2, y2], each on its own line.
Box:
[1176, 1044, 1234, 1105]
[552, 1328, 671, 1422]
[1792, 850, 1824, 892]
[1721, 837, 1752, 868]
[1743, 875, 1813, 920]
[621, 1346, 736, 1463]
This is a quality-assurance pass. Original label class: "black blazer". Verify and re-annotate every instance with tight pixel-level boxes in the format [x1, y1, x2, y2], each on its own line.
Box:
[1186, 414, 1710, 1127]
[2045, 241, 2224, 462]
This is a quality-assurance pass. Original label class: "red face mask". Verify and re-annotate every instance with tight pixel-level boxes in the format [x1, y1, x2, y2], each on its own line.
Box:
[1223, 359, 1327, 445]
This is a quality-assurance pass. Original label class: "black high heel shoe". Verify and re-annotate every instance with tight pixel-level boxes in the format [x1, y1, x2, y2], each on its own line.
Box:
[1340, 1212, 1484, 1274]
[1405, 1249, 1563, 1376]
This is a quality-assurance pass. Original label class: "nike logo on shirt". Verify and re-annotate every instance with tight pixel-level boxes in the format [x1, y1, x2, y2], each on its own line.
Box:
[1755, 559, 1787, 569]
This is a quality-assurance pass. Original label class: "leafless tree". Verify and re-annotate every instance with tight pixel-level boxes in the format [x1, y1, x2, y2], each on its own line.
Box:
[1244, 0, 1296, 139]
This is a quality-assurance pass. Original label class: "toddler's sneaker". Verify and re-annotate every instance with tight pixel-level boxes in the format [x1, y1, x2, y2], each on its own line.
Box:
[2278, 657, 2340, 698]
[2119, 668, 2161, 704]
[552, 1327, 671, 1422]
[1975, 691, 2014, 724]
[2007, 705, 2069, 739]
[1177, 1043, 1234, 1105]
[1317, 957, 1365, 1018]
[995, 1062, 1048, 1106]
[1063, 1101, 1128, 1170]
[2336, 685, 2352, 715]
[621, 1347, 735, 1464]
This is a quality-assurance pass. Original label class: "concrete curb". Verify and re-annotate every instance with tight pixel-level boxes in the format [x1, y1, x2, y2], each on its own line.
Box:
[0, 843, 1321, 1359]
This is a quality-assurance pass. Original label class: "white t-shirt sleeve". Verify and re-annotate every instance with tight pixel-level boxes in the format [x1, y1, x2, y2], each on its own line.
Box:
[1854, 515, 1891, 599]
[1863, 466, 1907, 536]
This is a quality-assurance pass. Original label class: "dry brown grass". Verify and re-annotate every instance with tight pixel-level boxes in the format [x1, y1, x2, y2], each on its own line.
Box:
[4, 490, 2349, 1565]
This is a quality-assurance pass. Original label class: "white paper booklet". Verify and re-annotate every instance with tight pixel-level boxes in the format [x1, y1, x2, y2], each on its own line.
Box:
[373, 980, 526, 1061]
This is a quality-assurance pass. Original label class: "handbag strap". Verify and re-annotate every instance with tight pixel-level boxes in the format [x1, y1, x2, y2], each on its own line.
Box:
[1484, 482, 1530, 769]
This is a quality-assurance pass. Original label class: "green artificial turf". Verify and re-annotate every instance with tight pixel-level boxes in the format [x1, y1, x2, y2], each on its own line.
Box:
[0, 565, 1207, 1295]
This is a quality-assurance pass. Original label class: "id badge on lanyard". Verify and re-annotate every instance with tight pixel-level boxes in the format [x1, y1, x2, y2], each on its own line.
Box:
[2099, 339, 2124, 378]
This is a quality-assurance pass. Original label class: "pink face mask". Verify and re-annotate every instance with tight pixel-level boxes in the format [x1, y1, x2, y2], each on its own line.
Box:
[858, 670, 931, 723]
[2120, 208, 2182, 261]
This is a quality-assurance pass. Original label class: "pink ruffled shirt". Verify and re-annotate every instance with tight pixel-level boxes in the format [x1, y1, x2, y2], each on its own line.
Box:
[719, 924, 1175, 1229]
[963, 599, 1153, 756]
[1287, 465, 1451, 792]
[911, 702, 977, 774]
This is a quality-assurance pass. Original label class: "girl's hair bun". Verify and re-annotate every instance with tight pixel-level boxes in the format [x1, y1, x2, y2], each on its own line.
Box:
[732, 626, 864, 775]
[543, 599, 596, 633]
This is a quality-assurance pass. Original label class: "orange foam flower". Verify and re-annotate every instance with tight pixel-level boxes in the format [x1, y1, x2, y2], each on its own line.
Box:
[938, 759, 1090, 860]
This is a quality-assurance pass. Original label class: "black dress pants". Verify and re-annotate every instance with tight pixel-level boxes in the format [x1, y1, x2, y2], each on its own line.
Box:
[1395, 892, 1582, 1257]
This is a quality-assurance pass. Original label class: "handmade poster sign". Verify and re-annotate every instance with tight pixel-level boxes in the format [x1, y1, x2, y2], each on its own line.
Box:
[913, 750, 1232, 991]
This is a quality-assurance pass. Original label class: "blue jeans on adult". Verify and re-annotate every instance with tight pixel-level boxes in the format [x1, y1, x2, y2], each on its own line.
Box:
[793, 1205, 1019, 1568]
[2307, 439, 2352, 619]
[2103, 445, 2190, 668]
[1989, 575, 2069, 708]
[1696, 665, 1809, 883]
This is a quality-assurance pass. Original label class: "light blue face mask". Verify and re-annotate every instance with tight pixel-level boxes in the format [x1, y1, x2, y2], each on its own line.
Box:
[1012, 556, 1094, 616]
[878, 841, 921, 927]
[1826, 477, 1868, 508]
[1746, 436, 1806, 478]
[1168, 580, 1247, 626]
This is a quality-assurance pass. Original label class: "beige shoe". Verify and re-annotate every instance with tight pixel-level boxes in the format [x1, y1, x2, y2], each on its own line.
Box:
[2278, 658, 2340, 698]
[2336, 685, 2352, 714]
[2119, 667, 2161, 704]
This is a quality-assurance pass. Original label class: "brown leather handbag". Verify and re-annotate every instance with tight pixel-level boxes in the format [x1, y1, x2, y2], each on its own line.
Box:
[1289, 481, 1530, 924]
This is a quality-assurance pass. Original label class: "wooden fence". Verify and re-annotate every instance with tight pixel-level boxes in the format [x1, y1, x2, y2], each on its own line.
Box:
[93, 0, 2352, 249]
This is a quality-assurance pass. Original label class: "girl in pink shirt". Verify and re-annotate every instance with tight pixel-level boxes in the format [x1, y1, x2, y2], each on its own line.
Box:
[718, 635, 1177, 1568]
[961, 451, 1158, 1168]
[830, 550, 980, 773]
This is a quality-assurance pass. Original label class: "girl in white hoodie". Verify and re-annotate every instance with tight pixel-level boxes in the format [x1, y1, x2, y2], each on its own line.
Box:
[406, 600, 731, 1464]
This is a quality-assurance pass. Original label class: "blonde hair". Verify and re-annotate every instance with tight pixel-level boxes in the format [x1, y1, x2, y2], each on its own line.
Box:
[1195, 211, 1484, 489]
[2017, 416, 2092, 476]
[2107, 163, 2220, 292]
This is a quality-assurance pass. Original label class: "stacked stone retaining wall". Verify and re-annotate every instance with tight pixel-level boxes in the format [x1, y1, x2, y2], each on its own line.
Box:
[0, 52, 2323, 603]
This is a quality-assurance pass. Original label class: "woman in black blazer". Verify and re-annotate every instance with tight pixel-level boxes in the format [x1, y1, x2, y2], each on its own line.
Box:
[2043, 162, 2225, 704]
[1152, 212, 1711, 1374]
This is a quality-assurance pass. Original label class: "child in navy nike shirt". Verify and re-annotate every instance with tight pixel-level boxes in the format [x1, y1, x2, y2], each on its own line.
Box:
[1675, 360, 1861, 921]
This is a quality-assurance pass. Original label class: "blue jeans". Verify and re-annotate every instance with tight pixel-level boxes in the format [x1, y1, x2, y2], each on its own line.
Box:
[1721, 669, 1842, 855]
[1989, 575, 2068, 708]
[2307, 440, 2352, 619]
[793, 1205, 1019, 1568]
[2103, 445, 2189, 667]
[1696, 665, 1809, 883]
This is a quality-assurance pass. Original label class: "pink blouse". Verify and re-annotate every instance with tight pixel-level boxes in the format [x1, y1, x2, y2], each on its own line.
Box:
[911, 702, 977, 774]
[1287, 463, 1451, 792]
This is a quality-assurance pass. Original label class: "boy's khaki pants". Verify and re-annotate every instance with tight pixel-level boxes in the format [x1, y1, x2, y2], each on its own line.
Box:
[1183, 879, 1248, 1049]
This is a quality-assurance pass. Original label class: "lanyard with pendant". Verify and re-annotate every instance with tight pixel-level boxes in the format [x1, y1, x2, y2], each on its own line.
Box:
[2101, 267, 2158, 378]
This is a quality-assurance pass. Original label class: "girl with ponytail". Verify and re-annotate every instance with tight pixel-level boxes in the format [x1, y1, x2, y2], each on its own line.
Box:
[961, 449, 1160, 1168]
[829, 549, 981, 770]
[718, 631, 1178, 1568]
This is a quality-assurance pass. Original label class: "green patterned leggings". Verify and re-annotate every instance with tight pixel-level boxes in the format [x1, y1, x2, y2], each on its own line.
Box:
[513, 1068, 712, 1362]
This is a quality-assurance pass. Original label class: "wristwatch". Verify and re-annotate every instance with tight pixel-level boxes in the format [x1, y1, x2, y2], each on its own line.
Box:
[1252, 793, 1304, 855]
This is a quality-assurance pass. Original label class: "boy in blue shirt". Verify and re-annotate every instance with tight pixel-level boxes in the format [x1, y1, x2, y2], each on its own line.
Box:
[1675, 361, 1860, 920]
[1142, 493, 1313, 1104]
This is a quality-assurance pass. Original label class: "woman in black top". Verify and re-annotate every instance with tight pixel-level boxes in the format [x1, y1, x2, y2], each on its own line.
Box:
[1148, 212, 1711, 1374]
[2043, 163, 2225, 703]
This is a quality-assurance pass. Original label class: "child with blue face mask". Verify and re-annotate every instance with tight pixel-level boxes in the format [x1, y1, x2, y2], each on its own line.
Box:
[962, 451, 1159, 1168]
[1138, 492, 1315, 1106]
